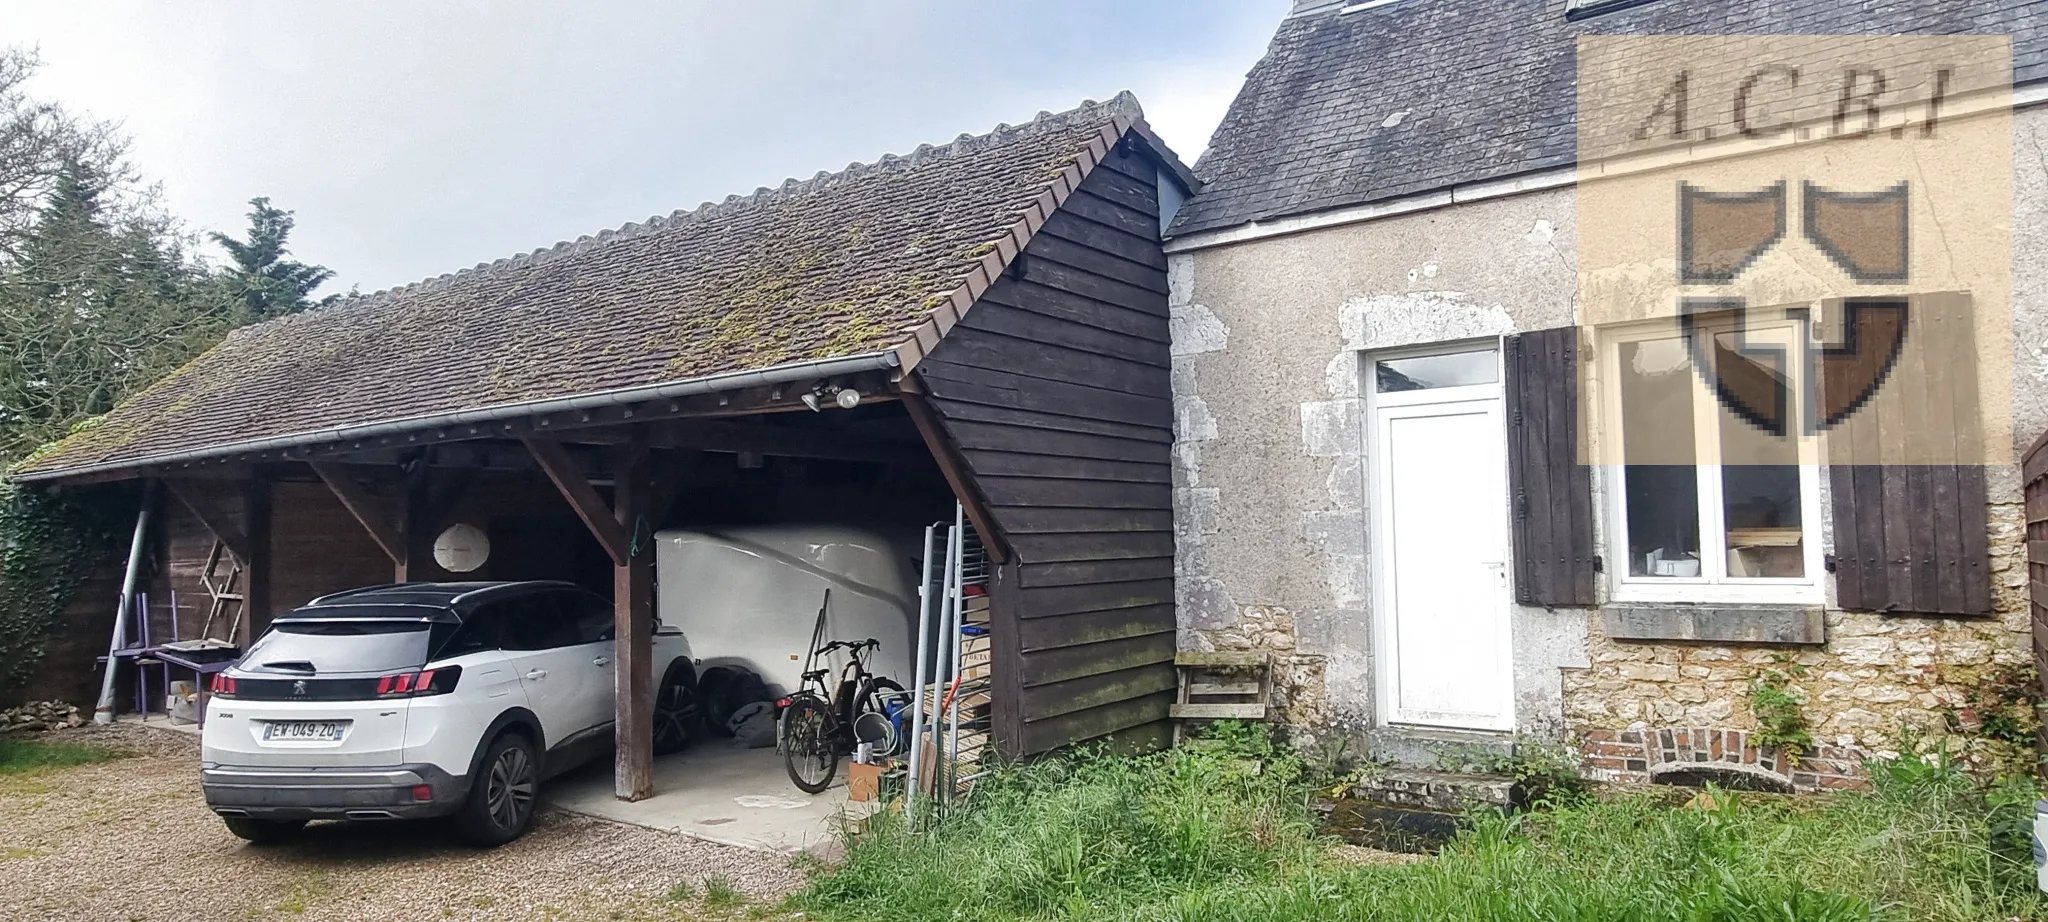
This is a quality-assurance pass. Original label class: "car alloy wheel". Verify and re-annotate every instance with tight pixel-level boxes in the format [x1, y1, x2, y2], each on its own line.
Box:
[486, 744, 536, 831]
[653, 675, 700, 754]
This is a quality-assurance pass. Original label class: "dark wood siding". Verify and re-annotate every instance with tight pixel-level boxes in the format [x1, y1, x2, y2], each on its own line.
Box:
[1505, 326, 1598, 607]
[917, 143, 1176, 756]
[2025, 428, 2048, 763]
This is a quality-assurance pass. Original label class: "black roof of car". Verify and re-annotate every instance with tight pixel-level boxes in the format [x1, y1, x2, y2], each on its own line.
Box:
[283, 581, 585, 622]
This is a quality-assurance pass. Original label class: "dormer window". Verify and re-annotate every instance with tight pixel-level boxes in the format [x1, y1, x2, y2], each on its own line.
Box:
[1567, 0, 1658, 19]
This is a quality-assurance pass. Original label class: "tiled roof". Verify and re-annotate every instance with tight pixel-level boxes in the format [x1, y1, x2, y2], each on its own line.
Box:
[19, 93, 1160, 479]
[1170, 0, 2048, 238]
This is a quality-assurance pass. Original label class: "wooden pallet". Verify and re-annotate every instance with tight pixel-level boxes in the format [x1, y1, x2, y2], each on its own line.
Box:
[1170, 651, 1272, 743]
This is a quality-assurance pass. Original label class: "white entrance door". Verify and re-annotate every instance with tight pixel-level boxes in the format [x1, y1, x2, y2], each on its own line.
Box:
[1369, 348, 1514, 731]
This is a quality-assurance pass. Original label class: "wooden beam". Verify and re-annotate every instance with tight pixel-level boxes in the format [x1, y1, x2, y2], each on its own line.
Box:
[565, 419, 926, 465]
[611, 438, 655, 802]
[161, 478, 252, 562]
[42, 371, 905, 486]
[901, 392, 1010, 564]
[241, 471, 273, 645]
[308, 462, 405, 566]
[522, 437, 630, 567]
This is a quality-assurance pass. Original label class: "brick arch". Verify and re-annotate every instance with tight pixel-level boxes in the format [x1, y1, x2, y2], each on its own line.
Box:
[1580, 727, 1869, 794]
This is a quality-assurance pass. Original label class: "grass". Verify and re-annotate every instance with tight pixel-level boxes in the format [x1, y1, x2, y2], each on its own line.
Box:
[702, 876, 744, 909]
[797, 727, 2048, 922]
[0, 734, 123, 775]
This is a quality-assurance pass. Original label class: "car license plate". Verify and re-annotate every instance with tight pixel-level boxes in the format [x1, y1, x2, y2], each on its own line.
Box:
[262, 720, 346, 742]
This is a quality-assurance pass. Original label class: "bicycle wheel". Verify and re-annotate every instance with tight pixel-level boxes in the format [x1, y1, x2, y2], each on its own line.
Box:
[781, 694, 839, 794]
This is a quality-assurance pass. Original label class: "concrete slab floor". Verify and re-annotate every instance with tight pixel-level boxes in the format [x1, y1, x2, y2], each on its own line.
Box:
[545, 743, 869, 855]
[112, 713, 200, 736]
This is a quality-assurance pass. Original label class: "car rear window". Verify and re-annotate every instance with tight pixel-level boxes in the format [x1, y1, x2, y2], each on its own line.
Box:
[242, 621, 434, 675]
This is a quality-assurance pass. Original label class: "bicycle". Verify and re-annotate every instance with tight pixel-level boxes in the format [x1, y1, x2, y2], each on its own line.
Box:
[778, 638, 902, 794]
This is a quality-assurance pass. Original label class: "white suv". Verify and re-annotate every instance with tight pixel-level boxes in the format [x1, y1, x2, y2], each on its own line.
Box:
[201, 581, 698, 846]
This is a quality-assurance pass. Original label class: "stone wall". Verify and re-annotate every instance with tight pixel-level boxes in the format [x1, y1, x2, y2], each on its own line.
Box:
[1564, 496, 2035, 786]
[1168, 103, 2048, 774]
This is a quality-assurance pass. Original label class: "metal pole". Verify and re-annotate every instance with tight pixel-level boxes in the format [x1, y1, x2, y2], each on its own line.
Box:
[939, 502, 965, 804]
[925, 515, 962, 809]
[95, 483, 155, 725]
[905, 524, 937, 813]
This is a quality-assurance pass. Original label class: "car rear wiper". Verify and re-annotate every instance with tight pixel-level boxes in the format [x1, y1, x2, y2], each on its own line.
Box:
[261, 660, 317, 673]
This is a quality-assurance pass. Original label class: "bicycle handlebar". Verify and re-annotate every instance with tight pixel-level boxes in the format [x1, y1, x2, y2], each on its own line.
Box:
[815, 638, 880, 654]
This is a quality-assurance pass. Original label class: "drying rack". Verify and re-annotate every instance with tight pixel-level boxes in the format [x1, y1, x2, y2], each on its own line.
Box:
[905, 502, 994, 813]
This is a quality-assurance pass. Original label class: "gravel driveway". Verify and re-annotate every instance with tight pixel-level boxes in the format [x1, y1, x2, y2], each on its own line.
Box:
[0, 724, 809, 922]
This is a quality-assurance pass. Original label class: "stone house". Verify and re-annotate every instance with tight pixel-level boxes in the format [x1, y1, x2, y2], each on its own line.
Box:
[1164, 0, 2048, 790]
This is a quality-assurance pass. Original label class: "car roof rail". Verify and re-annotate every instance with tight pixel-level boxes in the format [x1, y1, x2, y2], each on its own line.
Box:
[448, 580, 581, 607]
[306, 582, 434, 606]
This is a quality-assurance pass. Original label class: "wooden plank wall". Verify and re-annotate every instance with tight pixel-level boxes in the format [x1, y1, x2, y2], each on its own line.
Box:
[917, 143, 1178, 756]
[2024, 429, 2048, 771]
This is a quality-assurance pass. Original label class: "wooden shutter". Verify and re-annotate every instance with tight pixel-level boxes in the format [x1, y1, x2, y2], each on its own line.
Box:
[1505, 326, 1598, 607]
[1830, 465, 1990, 615]
[1828, 294, 1991, 616]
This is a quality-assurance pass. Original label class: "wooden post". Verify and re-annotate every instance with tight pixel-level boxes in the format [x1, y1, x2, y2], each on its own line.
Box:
[395, 462, 432, 582]
[241, 471, 272, 646]
[520, 435, 653, 801]
[612, 440, 655, 802]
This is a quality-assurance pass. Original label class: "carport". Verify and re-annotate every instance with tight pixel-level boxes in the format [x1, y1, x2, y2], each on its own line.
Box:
[14, 93, 1194, 812]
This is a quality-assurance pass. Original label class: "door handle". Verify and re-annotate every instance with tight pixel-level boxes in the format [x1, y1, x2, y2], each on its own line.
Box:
[593, 656, 611, 667]
[524, 669, 548, 680]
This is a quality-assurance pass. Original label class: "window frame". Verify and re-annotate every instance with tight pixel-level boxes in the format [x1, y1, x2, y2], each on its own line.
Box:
[1596, 319, 1826, 606]
[1564, 0, 1659, 21]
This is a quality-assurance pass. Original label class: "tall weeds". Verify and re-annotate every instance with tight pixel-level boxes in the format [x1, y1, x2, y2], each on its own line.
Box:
[797, 728, 2048, 922]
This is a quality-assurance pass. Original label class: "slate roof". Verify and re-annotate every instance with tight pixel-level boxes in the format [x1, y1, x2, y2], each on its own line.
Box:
[18, 93, 1177, 480]
[1169, 0, 2048, 238]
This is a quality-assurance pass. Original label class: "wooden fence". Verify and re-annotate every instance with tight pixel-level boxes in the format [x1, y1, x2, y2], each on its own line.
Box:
[2023, 429, 2048, 771]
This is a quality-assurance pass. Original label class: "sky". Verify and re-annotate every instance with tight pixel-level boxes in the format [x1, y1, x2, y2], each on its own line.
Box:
[0, 1, 1284, 294]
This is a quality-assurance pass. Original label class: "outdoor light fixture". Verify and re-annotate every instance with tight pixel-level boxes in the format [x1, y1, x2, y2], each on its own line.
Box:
[800, 384, 863, 411]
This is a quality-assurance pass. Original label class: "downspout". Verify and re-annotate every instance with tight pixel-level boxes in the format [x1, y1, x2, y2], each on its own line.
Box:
[94, 480, 155, 724]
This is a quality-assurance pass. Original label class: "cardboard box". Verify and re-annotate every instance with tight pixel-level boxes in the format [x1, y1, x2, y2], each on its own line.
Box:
[848, 760, 885, 803]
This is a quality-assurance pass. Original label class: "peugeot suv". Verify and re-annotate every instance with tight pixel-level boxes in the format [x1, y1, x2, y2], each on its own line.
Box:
[201, 581, 698, 846]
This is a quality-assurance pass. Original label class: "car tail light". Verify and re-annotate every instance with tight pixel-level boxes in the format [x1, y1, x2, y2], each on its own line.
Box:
[411, 784, 434, 802]
[375, 666, 462, 698]
[210, 674, 237, 697]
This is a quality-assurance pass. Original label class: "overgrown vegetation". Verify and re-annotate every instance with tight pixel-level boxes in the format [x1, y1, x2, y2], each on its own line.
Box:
[1944, 661, 2044, 778]
[0, 734, 123, 775]
[1750, 664, 1816, 764]
[1434, 737, 1594, 807]
[799, 723, 2048, 922]
[0, 482, 133, 698]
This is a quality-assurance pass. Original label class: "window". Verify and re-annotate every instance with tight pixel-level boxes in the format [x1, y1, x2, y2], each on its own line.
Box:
[495, 596, 582, 651]
[1602, 319, 1822, 604]
[1565, 0, 1658, 20]
[1374, 350, 1499, 393]
[562, 591, 615, 644]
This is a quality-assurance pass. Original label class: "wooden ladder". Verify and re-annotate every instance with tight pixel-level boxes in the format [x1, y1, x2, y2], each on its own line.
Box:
[1170, 651, 1273, 744]
[196, 539, 246, 646]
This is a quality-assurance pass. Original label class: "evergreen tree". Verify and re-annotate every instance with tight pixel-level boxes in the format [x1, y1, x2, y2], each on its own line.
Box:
[0, 157, 232, 461]
[210, 197, 334, 322]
